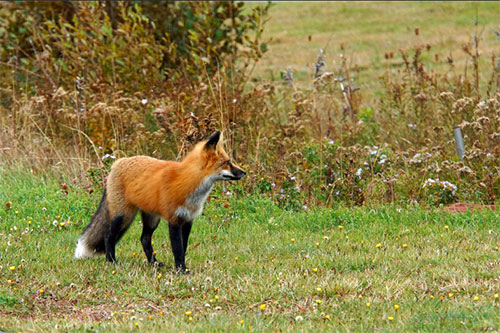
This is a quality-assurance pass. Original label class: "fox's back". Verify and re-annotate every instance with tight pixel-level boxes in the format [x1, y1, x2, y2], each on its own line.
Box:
[111, 155, 167, 176]
[107, 156, 180, 215]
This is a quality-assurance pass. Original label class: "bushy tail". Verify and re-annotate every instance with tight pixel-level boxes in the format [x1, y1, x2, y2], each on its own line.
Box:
[74, 188, 110, 259]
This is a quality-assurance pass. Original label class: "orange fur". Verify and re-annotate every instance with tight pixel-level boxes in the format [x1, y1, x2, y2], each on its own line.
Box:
[107, 138, 237, 225]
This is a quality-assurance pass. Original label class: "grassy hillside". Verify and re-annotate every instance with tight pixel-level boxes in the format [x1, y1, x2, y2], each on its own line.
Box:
[1, 171, 500, 331]
[255, 2, 499, 95]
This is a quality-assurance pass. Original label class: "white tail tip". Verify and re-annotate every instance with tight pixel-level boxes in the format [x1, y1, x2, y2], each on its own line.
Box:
[74, 237, 94, 259]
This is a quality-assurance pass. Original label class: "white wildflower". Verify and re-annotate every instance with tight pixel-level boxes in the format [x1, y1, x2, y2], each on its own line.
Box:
[423, 178, 436, 187]
[441, 181, 457, 193]
[423, 178, 457, 194]
[102, 154, 116, 160]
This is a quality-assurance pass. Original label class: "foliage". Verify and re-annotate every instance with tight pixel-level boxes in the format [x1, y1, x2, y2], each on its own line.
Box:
[0, 1, 269, 90]
[0, 2, 499, 209]
[140, 1, 269, 78]
[0, 1, 270, 158]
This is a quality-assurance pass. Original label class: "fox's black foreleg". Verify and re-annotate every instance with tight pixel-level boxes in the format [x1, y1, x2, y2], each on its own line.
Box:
[140, 211, 162, 266]
[182, 222, 192, 256]
[169, 224, 187, 273]
[105, 215, 123, 263]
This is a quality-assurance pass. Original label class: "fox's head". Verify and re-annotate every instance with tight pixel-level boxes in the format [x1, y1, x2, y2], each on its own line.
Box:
[198, 131, 246, 181]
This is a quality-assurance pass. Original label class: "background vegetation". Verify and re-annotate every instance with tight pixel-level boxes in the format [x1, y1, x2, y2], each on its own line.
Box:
[0, 1, 499, 208]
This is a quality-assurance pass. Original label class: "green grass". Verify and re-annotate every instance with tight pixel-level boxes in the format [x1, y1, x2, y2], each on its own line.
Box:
[1, 170, 500, 331]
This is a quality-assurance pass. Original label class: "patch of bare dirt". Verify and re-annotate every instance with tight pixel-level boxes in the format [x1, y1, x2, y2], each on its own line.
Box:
[442, 202, 497, 213]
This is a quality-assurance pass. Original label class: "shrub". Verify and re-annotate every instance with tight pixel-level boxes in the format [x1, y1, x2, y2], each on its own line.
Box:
[0, 1, 270, 157]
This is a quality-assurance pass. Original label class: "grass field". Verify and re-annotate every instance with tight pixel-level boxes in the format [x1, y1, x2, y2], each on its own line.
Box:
[1, 171, 500, 331]
[255, 2, 500, 95]
[2, 2, 500, 332]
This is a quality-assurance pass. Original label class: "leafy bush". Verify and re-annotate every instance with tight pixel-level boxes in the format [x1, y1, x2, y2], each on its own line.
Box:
[0, 2, 269, 91]
[0, 1, 270, 156]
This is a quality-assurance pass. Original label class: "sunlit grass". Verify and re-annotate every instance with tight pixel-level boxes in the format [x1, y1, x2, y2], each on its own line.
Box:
[1, 171, 499, 331]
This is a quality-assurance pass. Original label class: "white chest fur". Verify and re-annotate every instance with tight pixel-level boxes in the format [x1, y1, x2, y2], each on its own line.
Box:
[174, 175, 217, 221]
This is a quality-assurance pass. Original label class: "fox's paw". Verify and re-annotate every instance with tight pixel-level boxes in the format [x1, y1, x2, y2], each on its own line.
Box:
[152, 261, 164, 268]
[175, 267, 190, 275]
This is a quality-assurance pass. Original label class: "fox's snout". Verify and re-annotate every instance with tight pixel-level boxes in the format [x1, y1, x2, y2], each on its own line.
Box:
[231, 166, 246, 180]
[221, 163, 246, 181]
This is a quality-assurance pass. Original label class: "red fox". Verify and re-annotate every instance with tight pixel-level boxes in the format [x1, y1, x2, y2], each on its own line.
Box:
[74, 131, 245, 272]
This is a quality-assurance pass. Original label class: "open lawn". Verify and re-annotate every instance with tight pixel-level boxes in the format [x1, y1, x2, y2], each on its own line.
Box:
[1, 171, 499, 331]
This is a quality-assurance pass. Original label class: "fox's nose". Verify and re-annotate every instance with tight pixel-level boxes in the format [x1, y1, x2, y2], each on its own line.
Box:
[229, 166, 246, 180]
[233, 169, 246, 179]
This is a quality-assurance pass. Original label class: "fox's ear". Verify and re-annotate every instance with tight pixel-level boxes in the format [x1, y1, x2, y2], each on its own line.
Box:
[205, 131, 221, 150]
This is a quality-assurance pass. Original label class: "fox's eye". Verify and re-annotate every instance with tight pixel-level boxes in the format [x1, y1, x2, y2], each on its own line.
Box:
[222, 160, 230, 166]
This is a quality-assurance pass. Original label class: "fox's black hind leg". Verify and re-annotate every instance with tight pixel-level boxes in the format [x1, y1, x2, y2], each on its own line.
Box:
[140, 211, 162, 266]
[105, 215, 123, 263]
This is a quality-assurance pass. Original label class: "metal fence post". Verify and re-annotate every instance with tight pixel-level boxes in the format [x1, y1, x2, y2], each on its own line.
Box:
[453, 126, 465, 161]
